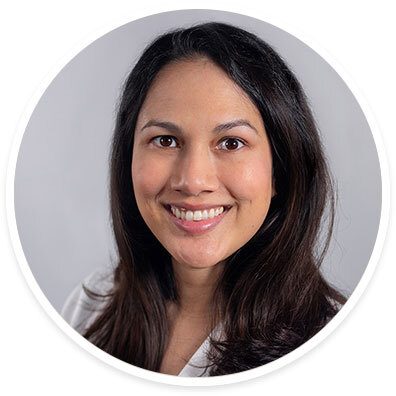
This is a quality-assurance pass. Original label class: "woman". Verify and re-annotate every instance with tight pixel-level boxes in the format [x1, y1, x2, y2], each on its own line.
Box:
[62, 22, 346, 376]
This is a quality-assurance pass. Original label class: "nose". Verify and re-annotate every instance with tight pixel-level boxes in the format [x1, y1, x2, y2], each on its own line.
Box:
[170, 146, 219, 196]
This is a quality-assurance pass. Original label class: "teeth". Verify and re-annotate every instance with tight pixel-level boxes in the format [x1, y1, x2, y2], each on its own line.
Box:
[214, 207, 224, 216]
[170, 206, 226, 221]
[193, 211, 202, 221]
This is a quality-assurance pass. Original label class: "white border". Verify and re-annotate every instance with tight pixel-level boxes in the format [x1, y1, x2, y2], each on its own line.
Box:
[5, 8, 390, 387]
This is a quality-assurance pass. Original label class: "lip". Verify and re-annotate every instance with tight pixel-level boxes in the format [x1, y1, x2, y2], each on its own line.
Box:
[163, 203, 231, 235]
[166, 202, 230, 211]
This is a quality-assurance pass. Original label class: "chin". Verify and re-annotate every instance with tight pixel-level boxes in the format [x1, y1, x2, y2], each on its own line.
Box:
[171, 250, 226, 269]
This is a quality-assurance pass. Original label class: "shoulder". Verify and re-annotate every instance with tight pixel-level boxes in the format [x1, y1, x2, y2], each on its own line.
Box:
[61, 265, 114, 334]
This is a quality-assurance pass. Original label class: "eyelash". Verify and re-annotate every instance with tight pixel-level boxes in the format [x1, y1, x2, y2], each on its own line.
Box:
[217, 137, 246, 151]
[151, 136, 178, 148]
[150, 136, 246, 151]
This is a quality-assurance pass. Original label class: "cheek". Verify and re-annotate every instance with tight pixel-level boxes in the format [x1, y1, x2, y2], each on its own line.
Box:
[131, 152, 169, 202]
[222, 156, 273, 206]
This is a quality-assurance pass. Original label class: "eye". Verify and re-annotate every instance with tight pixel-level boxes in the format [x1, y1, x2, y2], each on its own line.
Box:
[218, 137, 246, 151]
[151, 136, 178, 148]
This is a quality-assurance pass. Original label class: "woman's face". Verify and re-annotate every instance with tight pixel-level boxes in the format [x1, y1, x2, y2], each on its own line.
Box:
[132, 58, 274, 268]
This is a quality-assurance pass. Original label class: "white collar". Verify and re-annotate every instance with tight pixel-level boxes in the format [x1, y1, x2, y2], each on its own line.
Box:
[178, 323, 222, 377]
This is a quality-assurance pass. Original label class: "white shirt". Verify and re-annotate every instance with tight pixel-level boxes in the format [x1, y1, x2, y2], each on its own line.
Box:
[61, 266, 218, 377]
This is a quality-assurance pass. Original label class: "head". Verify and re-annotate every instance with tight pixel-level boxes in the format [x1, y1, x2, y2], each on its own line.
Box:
[111, 22, 332, 279]
[131, 57, 274, 270]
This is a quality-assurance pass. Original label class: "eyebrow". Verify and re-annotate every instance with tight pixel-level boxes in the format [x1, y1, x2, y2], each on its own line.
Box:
[140, 119, 258, 134]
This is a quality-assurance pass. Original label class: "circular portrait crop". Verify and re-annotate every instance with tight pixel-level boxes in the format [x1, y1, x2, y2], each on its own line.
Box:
[10, 9, 383, 385]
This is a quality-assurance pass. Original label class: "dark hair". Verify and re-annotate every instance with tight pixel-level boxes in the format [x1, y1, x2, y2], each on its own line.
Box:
[83, 22, 346, 375]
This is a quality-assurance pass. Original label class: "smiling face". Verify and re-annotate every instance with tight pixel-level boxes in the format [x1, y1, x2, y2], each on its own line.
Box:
[132, 58, 274, 269]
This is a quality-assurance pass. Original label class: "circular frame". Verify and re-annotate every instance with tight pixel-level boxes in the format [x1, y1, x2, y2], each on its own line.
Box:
[6, 9, 389, 386]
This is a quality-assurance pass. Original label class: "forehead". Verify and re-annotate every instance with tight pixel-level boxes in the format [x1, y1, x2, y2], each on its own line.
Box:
[137, 58, 263, 127]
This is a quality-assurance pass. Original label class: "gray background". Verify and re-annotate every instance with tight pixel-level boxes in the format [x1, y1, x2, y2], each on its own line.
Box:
[14, 10, 382, 312]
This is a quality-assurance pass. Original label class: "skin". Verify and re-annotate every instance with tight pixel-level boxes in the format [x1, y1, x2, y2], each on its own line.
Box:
[131, 58, 274, 374]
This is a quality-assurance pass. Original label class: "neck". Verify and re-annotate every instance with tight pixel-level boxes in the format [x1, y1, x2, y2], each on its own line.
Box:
[171, 259, 224, 318]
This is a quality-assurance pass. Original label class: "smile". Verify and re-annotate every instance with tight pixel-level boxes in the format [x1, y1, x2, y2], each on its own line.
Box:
[170, 205, 224, 221]
[165, 204, 231, 235]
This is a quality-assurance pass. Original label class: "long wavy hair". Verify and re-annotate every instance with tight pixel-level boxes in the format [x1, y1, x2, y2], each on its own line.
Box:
[83, 22, 346, 375]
